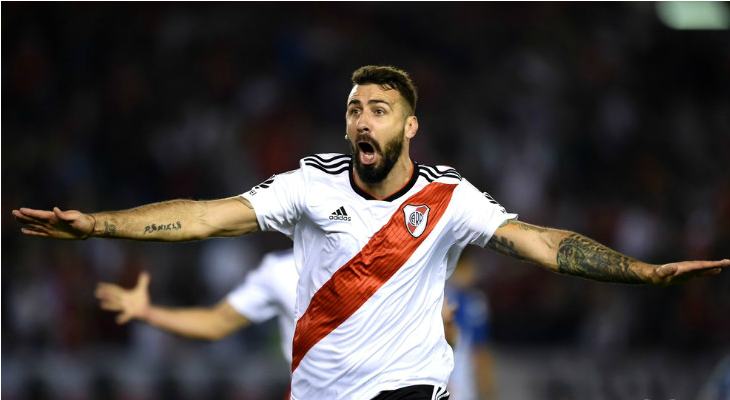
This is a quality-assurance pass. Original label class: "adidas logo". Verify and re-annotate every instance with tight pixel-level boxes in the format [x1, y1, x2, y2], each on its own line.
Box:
[329, 206, 351, 221]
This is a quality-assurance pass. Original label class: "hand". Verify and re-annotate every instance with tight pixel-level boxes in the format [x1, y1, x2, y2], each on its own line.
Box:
[95, 272, 151, 324]
[12, 207, 95, 240]
[650, 259, 730, 285]
[442, 295, 459, 347]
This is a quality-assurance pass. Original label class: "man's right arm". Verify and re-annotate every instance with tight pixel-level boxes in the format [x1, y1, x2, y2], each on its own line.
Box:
[12, 196, 260, 241]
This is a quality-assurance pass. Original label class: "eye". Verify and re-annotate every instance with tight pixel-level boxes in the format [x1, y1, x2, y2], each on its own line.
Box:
[374, 108, 386, 115]
[348, 108, 361, 116]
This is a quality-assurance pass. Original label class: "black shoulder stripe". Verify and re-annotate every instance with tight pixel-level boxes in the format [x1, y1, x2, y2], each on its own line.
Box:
[303, 158, 350, 170]
[419, 169, 438, 183]
[304, 161, 350, 175]
[482, 191, 507, 213]
[303, 154, 350, 167]
[418, 165, 462, 182]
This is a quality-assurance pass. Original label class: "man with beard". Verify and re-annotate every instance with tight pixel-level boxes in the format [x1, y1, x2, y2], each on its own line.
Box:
[13, 65, 730, 400]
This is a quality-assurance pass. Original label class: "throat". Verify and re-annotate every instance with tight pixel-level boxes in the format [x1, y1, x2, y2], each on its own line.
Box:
[353, 160, 415, 200]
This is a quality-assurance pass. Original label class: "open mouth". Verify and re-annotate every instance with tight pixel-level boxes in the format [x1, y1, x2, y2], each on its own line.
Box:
[358, 141, 375, 154]
[357, 141, 377, 165]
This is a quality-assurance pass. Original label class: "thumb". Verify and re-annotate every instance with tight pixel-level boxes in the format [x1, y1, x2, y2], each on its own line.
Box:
[138, 271, 151, 291]
[655, 263, 678, 279]
[117, 312, 133, 325]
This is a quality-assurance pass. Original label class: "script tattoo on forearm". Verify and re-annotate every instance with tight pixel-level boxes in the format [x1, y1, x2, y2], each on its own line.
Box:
[556, 234, 643, 283]
[143, 221, 182, 235]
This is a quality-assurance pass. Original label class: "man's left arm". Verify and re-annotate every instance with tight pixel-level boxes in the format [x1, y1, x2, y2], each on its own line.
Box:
[487, 219, 729, 285]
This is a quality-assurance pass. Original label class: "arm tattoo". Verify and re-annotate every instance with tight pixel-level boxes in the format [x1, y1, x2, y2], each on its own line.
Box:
[486, 235, 526, 261]
[103, 221, 117, 236]
[143, 221, 182, 235]
[505, 219, 547, 233]
[488, 220, 543, 260]
[556, 234, 643, 283]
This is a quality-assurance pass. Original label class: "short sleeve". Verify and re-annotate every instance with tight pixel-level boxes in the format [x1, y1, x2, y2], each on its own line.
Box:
[241, 168, 306, 237]
[451, 178, 518, 247]
[226, 261, 278, 323]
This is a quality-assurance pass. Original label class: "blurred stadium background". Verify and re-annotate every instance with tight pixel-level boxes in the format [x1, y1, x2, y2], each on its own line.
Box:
[3, 2, 729, 400]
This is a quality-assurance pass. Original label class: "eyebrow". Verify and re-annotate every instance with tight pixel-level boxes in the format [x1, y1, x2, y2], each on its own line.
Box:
[347, 99, 392, 108]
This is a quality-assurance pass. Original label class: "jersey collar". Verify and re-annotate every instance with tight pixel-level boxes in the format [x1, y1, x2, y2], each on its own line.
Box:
[349, 160, 420, 202]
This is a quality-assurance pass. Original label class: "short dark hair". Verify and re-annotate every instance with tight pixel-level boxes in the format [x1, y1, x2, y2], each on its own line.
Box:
[351, 65, 418, 115]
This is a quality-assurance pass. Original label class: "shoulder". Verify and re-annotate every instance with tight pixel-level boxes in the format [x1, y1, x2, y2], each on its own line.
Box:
[300, 153, 351, 175]
[416, 163, 462, 184]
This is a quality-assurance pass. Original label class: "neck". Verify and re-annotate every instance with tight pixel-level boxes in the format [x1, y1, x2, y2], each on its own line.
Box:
[353, 155, 414, 200]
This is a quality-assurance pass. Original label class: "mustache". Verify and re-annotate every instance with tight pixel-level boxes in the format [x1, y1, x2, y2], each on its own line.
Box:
[354, 134, 382, 153]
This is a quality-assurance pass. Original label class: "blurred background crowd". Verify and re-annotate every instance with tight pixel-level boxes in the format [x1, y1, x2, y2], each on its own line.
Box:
[3, 2, 729, 400]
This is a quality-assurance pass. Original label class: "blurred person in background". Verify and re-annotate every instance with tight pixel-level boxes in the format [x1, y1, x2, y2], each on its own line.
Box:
[96, 248, 297, 399]
[95, 249, 297, 365]
[13, 65, 729, 400]
[445, 249, 498, 400]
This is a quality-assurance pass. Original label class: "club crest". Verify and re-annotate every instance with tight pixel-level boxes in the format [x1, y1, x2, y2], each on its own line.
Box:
[403, 204, 430, 238]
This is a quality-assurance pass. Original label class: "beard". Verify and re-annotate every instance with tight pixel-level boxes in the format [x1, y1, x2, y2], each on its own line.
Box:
[350, 130, 405, 185]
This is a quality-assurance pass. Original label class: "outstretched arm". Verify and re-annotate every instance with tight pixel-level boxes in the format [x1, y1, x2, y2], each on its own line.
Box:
[12, 196, 259, 241]
[487, 219, 729, 285]
[95, 272, 250, 340]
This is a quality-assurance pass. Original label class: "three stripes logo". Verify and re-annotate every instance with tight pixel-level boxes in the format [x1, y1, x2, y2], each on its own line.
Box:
[249, 175, 276, 195]
[329, 206, 351, 221]
[483, 191, 507, 213]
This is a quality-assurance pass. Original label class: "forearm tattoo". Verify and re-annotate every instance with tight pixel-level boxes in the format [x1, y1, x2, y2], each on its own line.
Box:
[103, 221, 117, 236]
[486, 235, 526, 260]
[556, 234, 643, 283]
[487, 220, 544, 260]
[508, 219, 547, 233]
[143, 221, 182, 235]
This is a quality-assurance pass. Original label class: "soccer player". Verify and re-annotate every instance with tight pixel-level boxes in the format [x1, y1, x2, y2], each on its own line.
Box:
[13, 65, 729, 400]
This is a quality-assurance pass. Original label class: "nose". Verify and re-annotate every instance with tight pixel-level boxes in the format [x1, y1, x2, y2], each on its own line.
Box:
[356, 113, 370, 133]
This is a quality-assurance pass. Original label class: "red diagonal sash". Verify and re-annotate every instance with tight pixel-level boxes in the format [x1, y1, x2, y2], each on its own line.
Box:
[291, 182, 457, 372]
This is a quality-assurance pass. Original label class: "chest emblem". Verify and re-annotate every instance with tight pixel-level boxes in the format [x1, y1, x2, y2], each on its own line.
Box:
[403, 204, 431, 238]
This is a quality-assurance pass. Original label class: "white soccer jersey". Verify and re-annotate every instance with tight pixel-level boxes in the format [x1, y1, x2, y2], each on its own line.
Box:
[242, 153, 516, 400]
[226, 249, 298, 364]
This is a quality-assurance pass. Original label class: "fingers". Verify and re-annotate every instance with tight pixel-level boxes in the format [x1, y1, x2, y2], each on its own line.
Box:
[13, 210, 42, 224]
[698, 268, 722, 277]
[95, 282, 121, 297]
[14, 212, 51, 229]
[99, 301, 122, 311]
[94, 283, 125, 308]
[20, 227, 51, 237]
[13, 208, 55, 220]
[116, 313, 133, 325]
[659, 260, 729, 277]
[138, 271, 151, 290]
[687, 259, 730, 269]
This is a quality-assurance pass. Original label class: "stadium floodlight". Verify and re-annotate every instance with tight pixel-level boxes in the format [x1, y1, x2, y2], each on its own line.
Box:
[656, 1, 730, 30]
